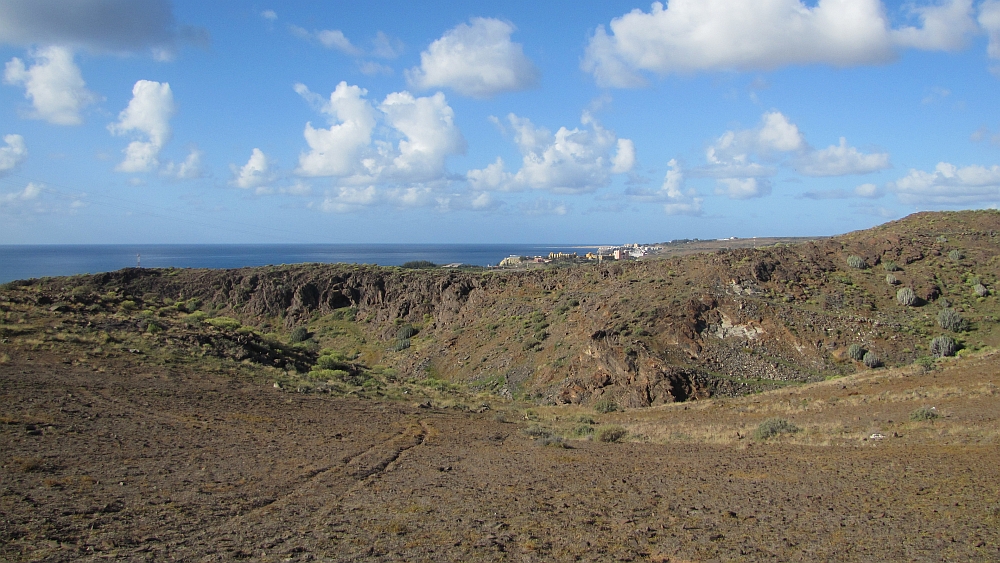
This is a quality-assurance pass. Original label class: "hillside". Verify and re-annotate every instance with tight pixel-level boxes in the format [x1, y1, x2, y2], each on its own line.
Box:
[5, 210, 999, 409]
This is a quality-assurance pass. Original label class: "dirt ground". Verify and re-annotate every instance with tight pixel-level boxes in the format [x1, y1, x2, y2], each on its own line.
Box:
[3, 346, 1000, 563]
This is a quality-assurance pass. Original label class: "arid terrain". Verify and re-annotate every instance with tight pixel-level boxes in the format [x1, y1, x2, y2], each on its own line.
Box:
[4, 210, 1000, 561]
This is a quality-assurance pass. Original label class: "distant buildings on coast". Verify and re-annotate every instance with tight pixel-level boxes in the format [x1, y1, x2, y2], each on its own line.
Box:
[495, 243, 655, 268]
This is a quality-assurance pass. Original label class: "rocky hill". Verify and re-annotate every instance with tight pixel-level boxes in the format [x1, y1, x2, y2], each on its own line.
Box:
[6, 210, 1000, 409]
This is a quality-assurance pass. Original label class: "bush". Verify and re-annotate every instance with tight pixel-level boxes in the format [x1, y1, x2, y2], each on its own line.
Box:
[885, 274, 898, 285]
[753, 418, 799, 440]
[862, 351, 883, 368]
[974, 283, 989, 297]
[937, 308, 968, 332]
[316, 353, 350, 371]
[540, 436, 570, 448]
[594, 398, 619, 413]
[847, 255, 868, 269]
[523, 424, 551, 438]
[401, 260, 437, 269]
[896, 287, 917, 306]
[206, 316, 241, 330]
[289, 326, 310, 343]
[847, 344, 866, 361]
[948, 250, 963, 261]
[929, 335, 957, 358]
[910, 406, 939, 421]
[396, 325, 418, 339]
[882, 260, 900, 272]
[597, 425, 628, 443]
[571, 424, 595, 437]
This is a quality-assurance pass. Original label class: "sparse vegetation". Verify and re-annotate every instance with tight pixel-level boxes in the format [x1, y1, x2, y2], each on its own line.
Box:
[594, 398, 619, 413]
[949, 250, 963, 261]
[401, 260, 437, 269]
[289, 326, 310, 343]
[596, 425, 627, 443]
[753, 418, 799, 440]
[882, 260, 900, 272]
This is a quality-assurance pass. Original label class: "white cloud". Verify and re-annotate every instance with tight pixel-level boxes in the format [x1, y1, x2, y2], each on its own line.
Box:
[794, 137, 891, 176]
[289, 25, 360, 55]
[705, 111, 803, 167]
[162, 148, 203, 180]
[107, 79, 175, 173]
[583, 0, 979, 87]
[800, 182, 884, 200]
[359, 61, 393, 76]
[4, 46, 99, 125]
[0, 134, 28, 174]
[466, 112, 634, 194]
[295, 82, 465, 185]
[981, 1, 1000, 62]
[231, 148, 274, 189]
[261, 10, 277, 22]
[892, 0, 978, 51]
[626, 159, 703, 215]
[406, 17, 538, 98]
[890, 162, 1000, 204]
[372, 31, 403, 59]
[855, 183, 882, 198]
[0, 0, 207, 57]
[0, 182, 41, 207]
[716, 177, 771, 199]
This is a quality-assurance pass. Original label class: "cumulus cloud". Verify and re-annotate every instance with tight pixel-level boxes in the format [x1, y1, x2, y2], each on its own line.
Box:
[626, 160, 703, 215]
[107, 80, 175, 173]
[406, 17, 538, 98]
[794, 138, 891, 176]
[889, 162, 1000, 204]
[583, 0, 980, 87]
[982, 0, 1000, 65]
[0, 0, 207, 57]
[716, 177, 772, 199]
[0, 134, 28, 174]
[4, 46, 99, 125]
[231, 148, 274, 190]
[466, 112, 635, 194]
[162, 148, 203, 180]
[0, 181, 42, 208]
[295, 82, 465, 185]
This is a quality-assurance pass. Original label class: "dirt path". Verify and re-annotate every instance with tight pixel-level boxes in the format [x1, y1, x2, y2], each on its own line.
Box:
[3, 349, 999, 562]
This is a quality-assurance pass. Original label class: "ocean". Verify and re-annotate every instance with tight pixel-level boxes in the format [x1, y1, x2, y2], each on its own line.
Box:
[0, 244, 599, 284]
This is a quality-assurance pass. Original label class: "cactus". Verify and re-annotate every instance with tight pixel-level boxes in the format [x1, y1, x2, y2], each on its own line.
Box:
[937, 308, 968, 332]
[929, 336, 957, 358]
[896, 287, 917, 306]
[948, 249, 962, 261]
[862, 351, 883, 368]
[847, 255, 868, 269]
[847, 343, 866, 361]
[882, 260, 900, 272]
[885, 274, 898, 285]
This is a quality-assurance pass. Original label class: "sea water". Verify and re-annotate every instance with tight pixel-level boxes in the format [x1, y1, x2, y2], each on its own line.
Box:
[0, 244, 599, 284]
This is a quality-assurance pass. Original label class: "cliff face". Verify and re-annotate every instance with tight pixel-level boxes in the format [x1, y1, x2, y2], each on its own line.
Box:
[18, 210, 1000, 407]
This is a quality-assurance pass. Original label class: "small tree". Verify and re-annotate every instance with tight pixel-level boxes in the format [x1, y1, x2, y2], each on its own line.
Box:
[929, 335, 957, 358]
[897, 287, 917, 306]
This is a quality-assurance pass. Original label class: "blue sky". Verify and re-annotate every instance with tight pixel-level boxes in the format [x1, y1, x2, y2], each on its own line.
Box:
[1, 0, 999, 244]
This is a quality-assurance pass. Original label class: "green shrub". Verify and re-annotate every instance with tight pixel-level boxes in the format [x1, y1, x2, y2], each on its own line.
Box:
[289, 326, 310, 343]
[862, 351, 883, 368]
[753, 418, 799, 440]
[594, 398, 619, 413]
[882, 260, 900, 272]
[401, 260, 437, 269]
[896, 287, 917, 306]
[937, 308, 968, 332]
[974, 283, 989, 297]
[183, 310, 207, 325]
[329, 307, 356, 321]
[119, 300, 137, 312]
[597, 425, 627, 443]
[206, 316, 241, 330]
[524, 424, 551, 438]
[948, 250, 963, 261]
[910, 406, 939, 421]
[930, 336, 957, 357]
[316, 353, 350, 371]
[847, 255, 868, 269]
[541, 435, 569, 448]
[571, 424, 595, 437]
[885, 274, 898, 285]
[847, 344, 866, 361]
[310, 368, 350, 382]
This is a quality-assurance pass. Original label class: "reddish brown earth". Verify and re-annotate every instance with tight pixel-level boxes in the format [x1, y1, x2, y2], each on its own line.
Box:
[3, 346, 1000, 562]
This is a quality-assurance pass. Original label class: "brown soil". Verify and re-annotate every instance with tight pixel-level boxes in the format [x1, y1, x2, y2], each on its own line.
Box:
[3, 346, 1000, 562]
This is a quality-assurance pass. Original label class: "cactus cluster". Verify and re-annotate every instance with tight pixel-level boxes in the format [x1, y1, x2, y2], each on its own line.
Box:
[847, 255, 868, 269]
[930, 336, 957, 358]
[896, 287, 917, 306]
